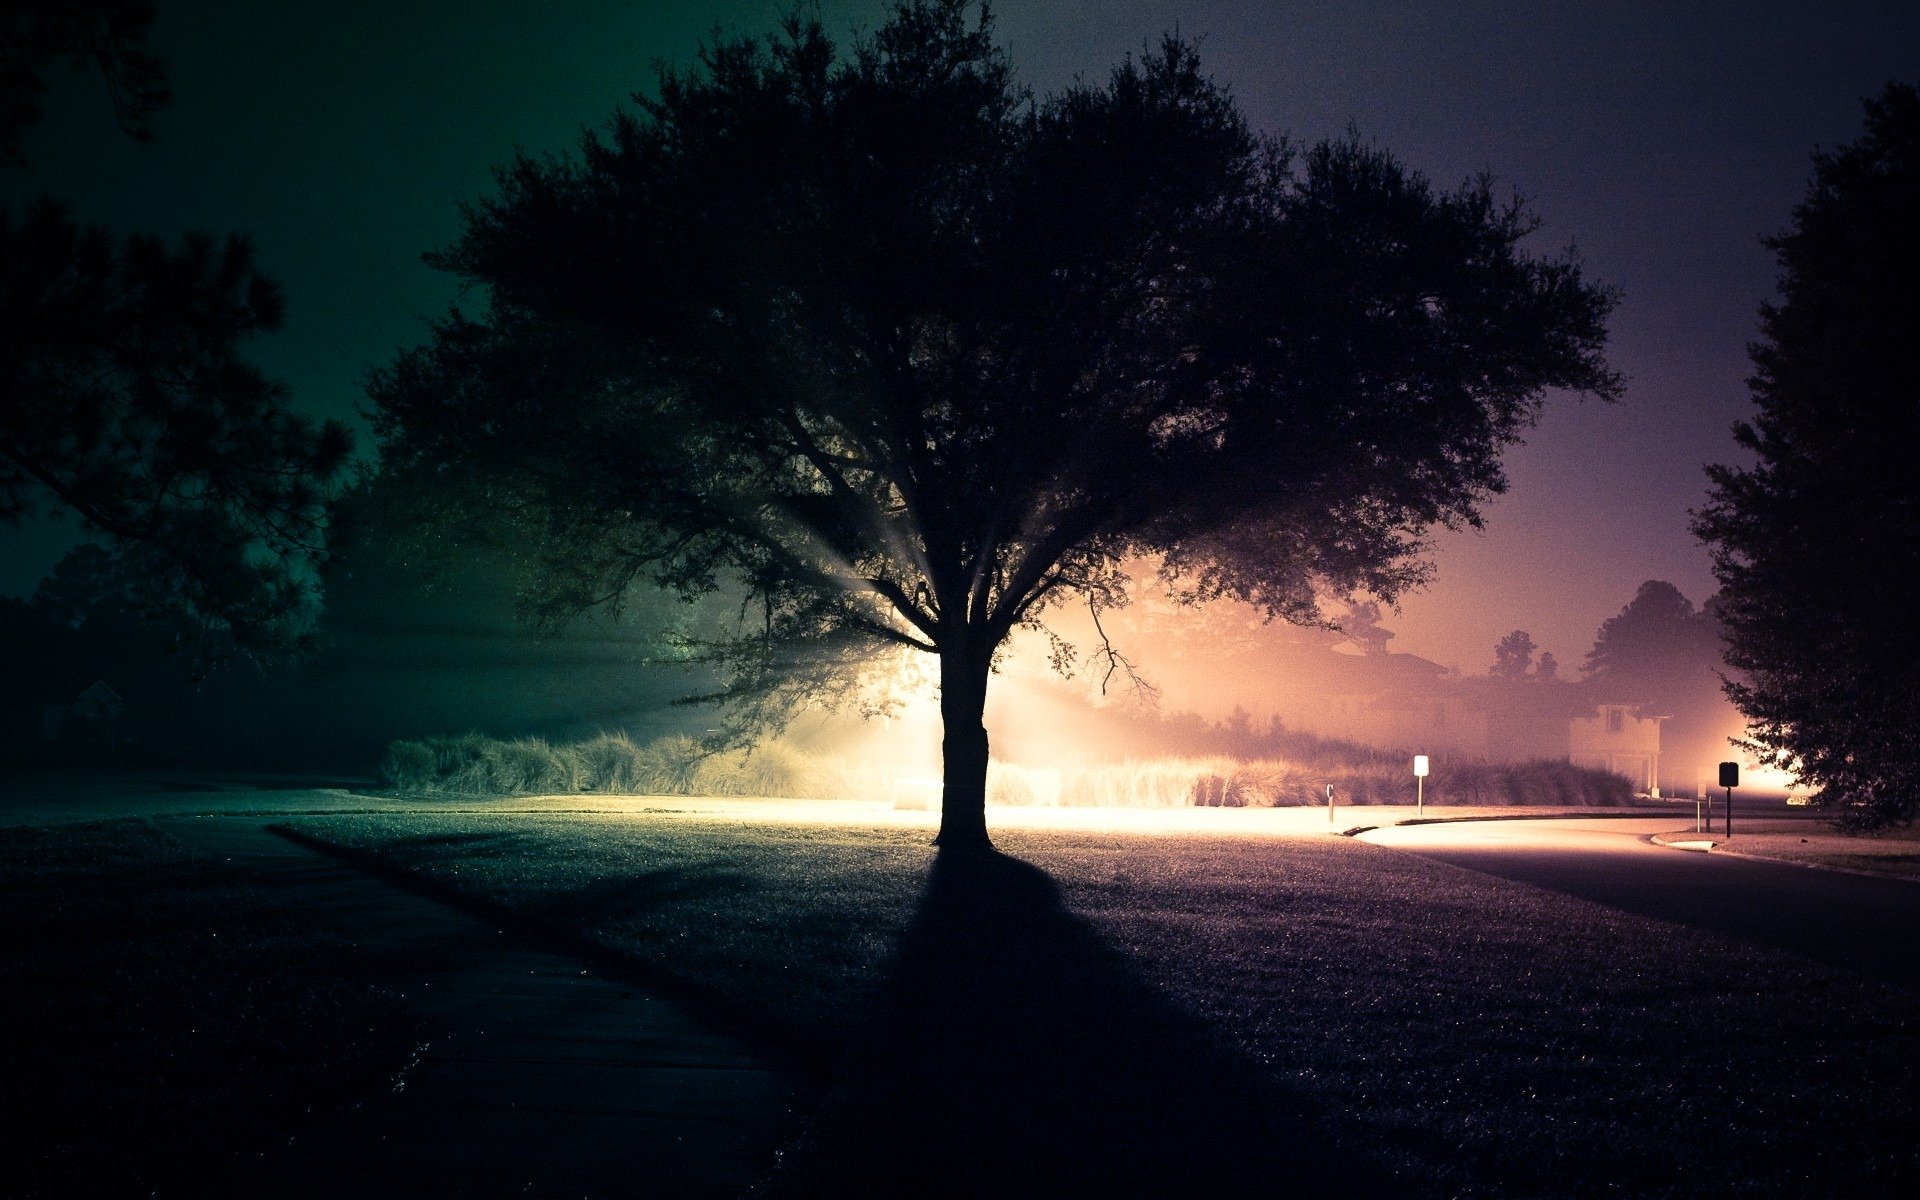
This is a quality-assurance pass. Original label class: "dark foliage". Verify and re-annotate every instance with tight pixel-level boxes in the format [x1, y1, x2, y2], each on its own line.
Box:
[1693, 83, 1920, 828]
[0, 0, 169, 167]
[1, 13, 352, 661]
[1582, 579, 1722, 699]
[373, 1, 1617, 846]
[0, 203, 352, 658]
[1489, 628, 1537, 679]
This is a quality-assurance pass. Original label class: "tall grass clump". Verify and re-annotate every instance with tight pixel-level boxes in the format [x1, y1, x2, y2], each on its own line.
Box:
[382, 734, 587, 795]
[381, 730, 834, 799]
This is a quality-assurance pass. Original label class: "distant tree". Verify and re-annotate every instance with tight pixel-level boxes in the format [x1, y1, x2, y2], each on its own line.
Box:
[0, 0, 170, 167]
[1582, 580, 1719, 697]
[1490, 629, 1536, 680]
[1693, 83, 1920, 828]
[1340, 601, 1395, 656]
[372, 2, 1618, 850]
[1, 6, 350, 659]
[1532, 650, 1560, 681]
[26, 541, 182, 681]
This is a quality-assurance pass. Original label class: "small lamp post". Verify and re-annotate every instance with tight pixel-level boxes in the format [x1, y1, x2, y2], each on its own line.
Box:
[1413, 754, 1429, 818]
[1326, 782, 1335, 827]
[1718, 761, 1739, 838]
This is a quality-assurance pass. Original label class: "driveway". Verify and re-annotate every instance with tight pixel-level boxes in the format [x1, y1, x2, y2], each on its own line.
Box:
[1357, 817, 1920, 992]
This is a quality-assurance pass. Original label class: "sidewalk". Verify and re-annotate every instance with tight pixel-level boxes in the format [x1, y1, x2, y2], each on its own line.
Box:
[164, 816, 793, 1198]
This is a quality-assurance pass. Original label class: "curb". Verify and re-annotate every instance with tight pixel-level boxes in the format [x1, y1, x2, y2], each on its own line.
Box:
[1337, 809, 1709, 838]
[1655, 837, 1920, 884]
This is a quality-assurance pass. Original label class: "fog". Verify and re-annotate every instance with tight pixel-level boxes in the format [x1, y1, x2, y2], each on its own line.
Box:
[10, 529, 1780, 803]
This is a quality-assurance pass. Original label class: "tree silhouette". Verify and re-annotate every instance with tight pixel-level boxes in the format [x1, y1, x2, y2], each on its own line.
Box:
[1694, 83, 1920, 828]
[1582, 580, 1719, 699]
[1490, 629, 1537, 680]
[373, 1, 1618, 849]
[0, 0, 169, 167]
[1533, 650, 1560, 681]
[0, 5, 350, 659]
[1340, 600, 1395, 656]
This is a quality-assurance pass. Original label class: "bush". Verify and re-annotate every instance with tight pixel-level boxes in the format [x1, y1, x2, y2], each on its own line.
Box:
[379, 730, 824, 799]
[575, 731, 643, 794]
[630, 734, 703, 794]
[379, 739, 436, 790]
[692, 742, 806, 797]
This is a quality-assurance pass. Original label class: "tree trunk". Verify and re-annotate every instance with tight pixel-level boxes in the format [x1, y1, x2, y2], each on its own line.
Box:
[935, 645, 993, 853]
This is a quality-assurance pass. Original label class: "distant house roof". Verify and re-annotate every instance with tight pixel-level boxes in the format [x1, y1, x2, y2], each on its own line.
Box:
[73, 681, 126, 718]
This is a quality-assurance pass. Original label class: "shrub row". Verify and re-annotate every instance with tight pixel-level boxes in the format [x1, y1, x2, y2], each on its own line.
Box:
[381, 731, 822, 798]
[383, 732, 1631, 808]
[985, 755, 1628, 808]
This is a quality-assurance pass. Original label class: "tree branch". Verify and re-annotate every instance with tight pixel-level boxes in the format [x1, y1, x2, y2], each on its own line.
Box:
[1087, 590, 1158, 702]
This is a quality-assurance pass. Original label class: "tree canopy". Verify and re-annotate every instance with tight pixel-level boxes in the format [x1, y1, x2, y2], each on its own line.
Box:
[0, 3, 350, 661]
[1582, 580, 1721, 700]
[373, 1, 1618, 848]
[0, 0, 169, 168]
[1694, 82, 1920, 828]
[1490, 629, 1537, 680]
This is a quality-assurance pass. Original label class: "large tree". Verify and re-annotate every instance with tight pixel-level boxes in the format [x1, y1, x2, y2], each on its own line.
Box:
[1694, 83, 1920, 828]
[373, 2, 1617, 850]
[1582, 580, 1720, 699]
[0, 1, 350, 658]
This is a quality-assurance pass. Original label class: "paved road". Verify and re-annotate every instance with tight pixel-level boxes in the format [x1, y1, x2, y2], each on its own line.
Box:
[1358, 818, 1920, 993]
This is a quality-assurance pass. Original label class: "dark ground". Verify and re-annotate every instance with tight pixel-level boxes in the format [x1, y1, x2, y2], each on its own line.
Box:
[765, 848, 1393, 1197]
[7, 788, 1919, 1198]
[0, 820, 419, 1196]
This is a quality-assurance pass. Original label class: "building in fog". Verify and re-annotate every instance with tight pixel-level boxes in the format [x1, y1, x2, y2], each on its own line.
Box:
[1568, 704, 1666, 792]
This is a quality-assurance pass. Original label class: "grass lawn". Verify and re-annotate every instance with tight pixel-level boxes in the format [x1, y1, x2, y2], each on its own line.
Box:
[1655, 821, 1920, 880]
[289, 811, 1920, 1199]
[0, 819, 420, 1197]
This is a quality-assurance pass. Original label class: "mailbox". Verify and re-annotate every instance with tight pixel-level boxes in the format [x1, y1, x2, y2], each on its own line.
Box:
[1718, 761, 1739, 788]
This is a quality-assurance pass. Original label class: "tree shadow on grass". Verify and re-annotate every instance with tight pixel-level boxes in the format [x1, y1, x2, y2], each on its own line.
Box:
[266, 825, 804, 1068]
[774, 848, 1390, 1198]
[374, 830, 529, 856]
[518, 863, 751, 925]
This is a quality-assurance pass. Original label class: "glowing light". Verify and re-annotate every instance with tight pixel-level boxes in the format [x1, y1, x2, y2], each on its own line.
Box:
[535, 793, 1366, 837]
[890, 774, 943, 810]
[1738, 761, 1804, 794]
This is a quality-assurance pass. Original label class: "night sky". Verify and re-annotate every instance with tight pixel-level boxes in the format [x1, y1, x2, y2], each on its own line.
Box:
[6, 0, 1917, 671]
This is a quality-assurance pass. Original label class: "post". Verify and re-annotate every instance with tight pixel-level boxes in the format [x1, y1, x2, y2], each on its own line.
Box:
[1413, 755, 1429, 818]
[1717, 762, 1739, 841]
